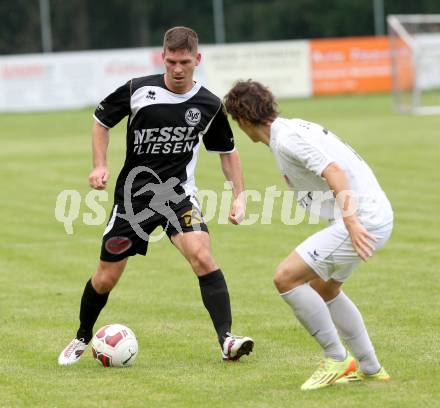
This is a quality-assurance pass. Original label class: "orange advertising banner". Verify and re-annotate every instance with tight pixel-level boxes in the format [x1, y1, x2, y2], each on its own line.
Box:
[310, 36, 392, 95]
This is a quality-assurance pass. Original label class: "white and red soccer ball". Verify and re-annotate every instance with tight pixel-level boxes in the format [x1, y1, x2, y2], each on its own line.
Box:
[91, 324, 138, 367]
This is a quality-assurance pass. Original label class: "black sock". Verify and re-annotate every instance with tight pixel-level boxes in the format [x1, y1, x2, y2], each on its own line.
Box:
[76, 279, 109, 343]
[198, 269, 232, 346]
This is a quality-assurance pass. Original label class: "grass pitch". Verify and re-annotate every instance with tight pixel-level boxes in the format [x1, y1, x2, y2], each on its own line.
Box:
[1, 93, 440, 407]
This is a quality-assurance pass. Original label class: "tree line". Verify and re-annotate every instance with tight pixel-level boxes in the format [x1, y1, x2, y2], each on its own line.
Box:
[1, 0, 439, 54]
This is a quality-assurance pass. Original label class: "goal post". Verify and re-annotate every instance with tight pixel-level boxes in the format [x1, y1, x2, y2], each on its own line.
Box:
[387, 14, 440, 115]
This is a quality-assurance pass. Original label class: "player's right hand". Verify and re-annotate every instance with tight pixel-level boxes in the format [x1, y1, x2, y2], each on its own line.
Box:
[346, 220, 377, 262]
[228, 195, 246, 225]
[88, 166, 109, 190]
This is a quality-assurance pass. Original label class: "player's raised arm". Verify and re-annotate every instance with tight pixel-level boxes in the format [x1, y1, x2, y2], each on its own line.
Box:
[219, 150, 246, 225]
[322, 162, 377, 261]
[88, 121, 110, 190]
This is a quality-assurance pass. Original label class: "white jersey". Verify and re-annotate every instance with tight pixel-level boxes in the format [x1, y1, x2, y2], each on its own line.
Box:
[269, 118, 393, 227]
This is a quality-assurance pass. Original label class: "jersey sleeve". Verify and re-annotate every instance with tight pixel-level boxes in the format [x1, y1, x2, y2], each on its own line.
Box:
[202, 104, 235, 153]
[281, 135, 335, 177]
[93, 81, 131, 129]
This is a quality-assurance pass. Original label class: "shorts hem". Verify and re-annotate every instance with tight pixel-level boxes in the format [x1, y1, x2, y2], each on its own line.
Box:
[166, 223, 209, 238]
[99, 254, 132, 263]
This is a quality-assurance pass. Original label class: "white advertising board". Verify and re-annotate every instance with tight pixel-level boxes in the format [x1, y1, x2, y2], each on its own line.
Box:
[0, 40, 311, 112]
[201, 40, 311, 98]
[0, 48, 157, 112]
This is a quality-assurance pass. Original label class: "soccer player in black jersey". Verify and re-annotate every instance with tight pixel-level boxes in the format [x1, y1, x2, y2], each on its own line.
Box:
[58, 27, 254, 365]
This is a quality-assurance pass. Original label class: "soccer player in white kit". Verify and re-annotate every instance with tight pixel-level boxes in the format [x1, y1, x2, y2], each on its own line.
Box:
[224, 80, 393, 390]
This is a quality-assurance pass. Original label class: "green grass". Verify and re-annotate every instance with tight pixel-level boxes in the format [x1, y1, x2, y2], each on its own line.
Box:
[1, 93, 440, 407]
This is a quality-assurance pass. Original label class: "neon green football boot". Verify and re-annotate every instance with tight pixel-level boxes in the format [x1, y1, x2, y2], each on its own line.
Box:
[301, 353, 357, 391]
[335, 366, 391, 384]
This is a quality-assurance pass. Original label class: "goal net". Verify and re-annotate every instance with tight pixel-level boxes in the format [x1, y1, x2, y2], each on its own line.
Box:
[387, 14, 440, 115]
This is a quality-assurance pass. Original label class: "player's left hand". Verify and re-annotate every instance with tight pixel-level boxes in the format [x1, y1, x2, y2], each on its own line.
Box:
[347, 221, 378, 261]
[229, 196, 246, 225]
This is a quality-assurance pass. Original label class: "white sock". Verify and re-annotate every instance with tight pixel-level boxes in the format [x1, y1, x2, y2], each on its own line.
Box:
[281, 284, 346, 361]
[326, 291, 381, 374]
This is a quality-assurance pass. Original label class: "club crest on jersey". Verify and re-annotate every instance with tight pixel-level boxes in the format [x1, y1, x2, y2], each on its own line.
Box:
[185, 108, 201, 126]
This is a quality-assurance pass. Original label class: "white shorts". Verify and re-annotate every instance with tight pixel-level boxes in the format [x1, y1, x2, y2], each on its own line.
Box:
[295, 220, 393, 282]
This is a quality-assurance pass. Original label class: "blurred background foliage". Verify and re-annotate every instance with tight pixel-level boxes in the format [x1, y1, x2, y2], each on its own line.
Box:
[1, 0, 440, 54]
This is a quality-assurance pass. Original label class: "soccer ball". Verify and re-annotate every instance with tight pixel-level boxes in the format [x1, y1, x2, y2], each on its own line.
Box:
[91, 324, 138, 367]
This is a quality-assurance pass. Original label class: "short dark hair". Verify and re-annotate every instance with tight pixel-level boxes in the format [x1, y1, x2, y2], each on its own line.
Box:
[163, 26, 198, 54]
[224, 80, 278, 125]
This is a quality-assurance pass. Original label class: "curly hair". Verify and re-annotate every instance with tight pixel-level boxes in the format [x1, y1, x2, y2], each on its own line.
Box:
[224, 80, 278, 125]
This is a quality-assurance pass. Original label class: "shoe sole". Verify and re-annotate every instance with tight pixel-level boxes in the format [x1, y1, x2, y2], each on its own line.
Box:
[336, 375, 391, 384]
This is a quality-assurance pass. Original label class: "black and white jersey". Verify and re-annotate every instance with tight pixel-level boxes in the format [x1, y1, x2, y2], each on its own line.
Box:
[93, 74, 234, 206]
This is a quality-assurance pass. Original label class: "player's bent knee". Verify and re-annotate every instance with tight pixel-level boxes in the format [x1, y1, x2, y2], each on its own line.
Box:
[273, 256, 314, 293]
[188, 249, 216, 274]
[273, 264, 295, 293]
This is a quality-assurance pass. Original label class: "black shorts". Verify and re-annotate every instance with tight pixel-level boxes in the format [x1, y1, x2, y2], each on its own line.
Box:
[100, 196, 209, 262]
